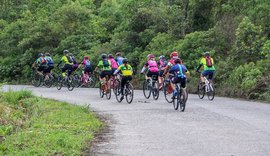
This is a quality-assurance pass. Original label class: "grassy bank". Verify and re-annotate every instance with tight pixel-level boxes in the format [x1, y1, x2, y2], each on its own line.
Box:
[0, 90, 103, 155]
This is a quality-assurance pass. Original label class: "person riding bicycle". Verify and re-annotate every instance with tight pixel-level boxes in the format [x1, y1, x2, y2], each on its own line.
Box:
[44, 52, 54, 75]
[169, 58, 189, 98]
[196, 51, 215, 84]
[78, 56, 93, 86]
[108, 54, 118, 75]
[113, 58, 133, 101]
[158, 55, 168, 89]
[94, 54, 112, 91]
[32, 53, 47, 76]
[140, 54, 159, 81]
[115, 52, 124, 66]
[56, 50, 73, 78]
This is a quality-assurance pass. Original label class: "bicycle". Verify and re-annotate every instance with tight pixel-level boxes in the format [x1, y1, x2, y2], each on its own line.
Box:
[56, 68, 75, 91]
[143, 74, 159, 100]
[74, 71, 96, 88]
[162, 75, 174, 103]
[197, 72, 215, 101]
[31, 68, 54, 88]
[172, 82, 187, 112]
[99, 74, 111, 100]
[115, 74, 134, 104]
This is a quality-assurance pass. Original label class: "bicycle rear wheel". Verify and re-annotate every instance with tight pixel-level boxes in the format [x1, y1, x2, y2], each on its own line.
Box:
[173, 92, 179, 110]
[31, 73, 42, 87]
[197, 81, 205, 99]
[152, 82, 159, 100]
[207, 83, 215, 101]
[99, 83, 104, 98]
[179, 88, 186, 112]
[105, 88, 111, 100]
[56, 76, 63, 90]
[163, 82, 173, 103]
[125, 83, 134, 104]
[143, 80, 151, 99]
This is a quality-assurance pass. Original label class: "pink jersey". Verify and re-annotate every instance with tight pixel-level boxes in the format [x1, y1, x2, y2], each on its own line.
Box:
[109, 58, 118, 69]
[146, 60, 159, 72]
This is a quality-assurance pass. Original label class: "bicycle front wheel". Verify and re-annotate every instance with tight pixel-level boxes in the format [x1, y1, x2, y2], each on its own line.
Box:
[67, 76, 75, 91]
[163, 82, 173, 103]
[125, 83, 134, 104]
[152, 82, 159, 100]
[179, 88, 186, 112]
[207, 83, 215, 101]
[56, 76, 63, 90]
[31, 73, 42, 87]
[197, 81, 205, 99]
[173, 93, 179, 110]
[143, 80, 151, 99]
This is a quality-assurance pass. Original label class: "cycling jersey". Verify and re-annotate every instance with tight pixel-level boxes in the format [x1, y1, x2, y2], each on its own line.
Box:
[61, 56, 73, 65]
[45, 56, 53, 66]
[117, 64, 133, 76]
[116, 56, 124, 65]
[97, 60, 112, 71]
[109, 58, 118, 69]
[200, 57, 215, 71]
[36, 57, 47, 66]
[144, 60, 159, 72]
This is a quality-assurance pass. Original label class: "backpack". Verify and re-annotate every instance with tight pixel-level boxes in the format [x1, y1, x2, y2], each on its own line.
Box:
[46, 57, 53, 65]
[85, 59, 91, 67]
[176, 64, 184, 78]
[205, 56, 213, 67]
[67, 56, 73, 63]
[103, 59, 109, 67]
[39, 57, 47, 65]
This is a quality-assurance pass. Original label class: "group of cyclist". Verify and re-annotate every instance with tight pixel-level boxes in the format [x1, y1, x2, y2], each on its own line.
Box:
[32, 49, 216, 102]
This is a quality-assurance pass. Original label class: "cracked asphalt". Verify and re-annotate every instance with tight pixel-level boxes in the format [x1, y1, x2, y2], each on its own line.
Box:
[3, 85, 270, 156]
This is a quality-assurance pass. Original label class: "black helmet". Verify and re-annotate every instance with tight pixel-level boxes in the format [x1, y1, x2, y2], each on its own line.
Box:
[204, 51, 210, 56]
[63, 50, 69, 54]
[38, 53, 43, 57]
[174, 58, 182, 64]
[108, 54, 114, 58]
[101, 53, 107, 59]
[123, 58, 128, 64]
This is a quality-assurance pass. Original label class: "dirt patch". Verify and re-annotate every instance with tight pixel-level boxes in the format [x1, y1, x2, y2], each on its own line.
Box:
[83, 112, 116, 156]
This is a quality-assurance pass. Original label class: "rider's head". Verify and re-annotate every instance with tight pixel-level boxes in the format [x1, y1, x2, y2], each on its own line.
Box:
[148, 54, 155, 60]
[159, 55, 165, 60]
[38, 53, 44, 57]
[170, 51, 178, 60]
[84, 56, 89, 59]
[63, 50, 69, 55]
[101, 53, 107, 59]
[174, 58, 182, 64]
[116, 52, 121, 56]
[45, 52, 50, 56]
[204, 51, 210, 57]
[123, 58, 128, 64]
[108, 54, 114, 59]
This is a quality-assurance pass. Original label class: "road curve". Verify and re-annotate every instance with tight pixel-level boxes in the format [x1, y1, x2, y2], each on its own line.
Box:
[3, 85, 270, 156]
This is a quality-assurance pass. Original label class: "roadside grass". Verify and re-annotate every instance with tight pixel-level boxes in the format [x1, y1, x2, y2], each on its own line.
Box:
[0, 90, 103, 155]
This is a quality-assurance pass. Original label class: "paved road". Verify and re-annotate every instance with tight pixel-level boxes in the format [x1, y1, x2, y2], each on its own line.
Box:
[3, 85, 270, 156]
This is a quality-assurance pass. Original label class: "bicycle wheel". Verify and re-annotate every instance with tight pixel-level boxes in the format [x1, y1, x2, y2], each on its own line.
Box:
[99, 83, 104, 98]
[125, 83, 134, 104]
[105, 88, 111, 100]
[197, 81, 205, 99]
[113, 79, 121, 96]
[73, 74, 82, 88]
[44, 75, 53, 88]
[31, 73, 42, 87]
[67, 76, 75, 91]
[207, 83, 215, 101]
[173, 92, 179, 110]
[56, 76, 63, 90]
[152, 82, 159, 100]
[143, 80, 151, 99]
[88, 76, 96, 88]
[179, 88, 186, 112]
[163, 82, 173, 103]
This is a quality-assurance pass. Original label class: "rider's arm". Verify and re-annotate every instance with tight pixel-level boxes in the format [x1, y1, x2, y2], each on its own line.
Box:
[57, 61, 62, 67]
[140, 63, 148, 73]
[196, 64, 202, 72]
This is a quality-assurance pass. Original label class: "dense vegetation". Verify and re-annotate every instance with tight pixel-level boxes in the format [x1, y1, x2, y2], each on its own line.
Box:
[0, 90, 103, 155]
[0, 0, 270, 101]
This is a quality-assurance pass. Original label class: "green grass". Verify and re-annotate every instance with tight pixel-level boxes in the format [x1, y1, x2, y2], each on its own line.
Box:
[0, 90, 103, 155]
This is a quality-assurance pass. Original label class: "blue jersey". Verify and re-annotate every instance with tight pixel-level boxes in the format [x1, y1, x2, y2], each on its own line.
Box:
[116, 56, 124, 66]
[169, 64, 187, 78]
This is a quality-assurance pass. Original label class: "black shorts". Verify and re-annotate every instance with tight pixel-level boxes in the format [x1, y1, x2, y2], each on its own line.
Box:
[147, 71, 159, 80]
[111, 68, 117, 75]
[100, 70, 112, 79]
[84, 67, 92, 74]
[173, 77, 186, 88]
[37, 65, 47, 72]
[62, 64, 73, 76]
[44, 65, 54, 74]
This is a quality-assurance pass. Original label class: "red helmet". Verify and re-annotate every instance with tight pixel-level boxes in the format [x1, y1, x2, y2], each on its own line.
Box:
[148, 54, 155, 59]
[116, 52, 121, 56]
[170, 51, 178, 58]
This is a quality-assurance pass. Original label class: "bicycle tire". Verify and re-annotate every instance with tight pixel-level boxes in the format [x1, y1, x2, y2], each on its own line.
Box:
[125, 83, 134, 104]
[152, 82, 159, 100]
[197, 81, 205, 99]
[179, 88, 186, 112]
[163, 82, 173, 103]
[88, 76, 96, 88]
[56, 76, 63, 90]
[207, 83, 215, 101]
[31, 72, 42, 87]
[67, 76, 75, 91]
[173, 93, 179, 110]
[113, 79, 121, 96]
[143, 80, 151, 99]
[106, 88, 111, 100]
[99, 83, 104, 98]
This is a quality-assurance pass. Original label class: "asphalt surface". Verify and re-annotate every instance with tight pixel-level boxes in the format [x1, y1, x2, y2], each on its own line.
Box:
[3, 85, 270, 156]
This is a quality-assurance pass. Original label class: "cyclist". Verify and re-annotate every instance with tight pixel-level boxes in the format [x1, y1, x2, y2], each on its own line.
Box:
[169, 58, 189, 98]
[115, 52, 124, 66]
[32, 53, 47, 76]
[44, 52, 54, 75]
[158, 55, 168, 89]
[57, 50, 73, 78]
[94, 54, 112, 91]
[108, 54, 118, 75]
[140, 54, 159, 81]
[113, 58, 133, 101]
[78, 56, 93, 86]
[196, 51, 215, 84]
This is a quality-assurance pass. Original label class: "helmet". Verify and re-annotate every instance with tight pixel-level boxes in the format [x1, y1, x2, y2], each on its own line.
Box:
[45, 52, 50, 56]
[38, 53, 43, 57]
[159, 55, 165, 59]
[101, 53, 107, 59]
[84, 56, 89, 59]
[170, 51, 178, 58]
[123, 58, 128, 64]
[204, 51, 210, 56]
[108, 54, 114, 58]
[116, 52, 121, 56]
[63, 50, 69, 54]
[148, 54, 155, 59]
